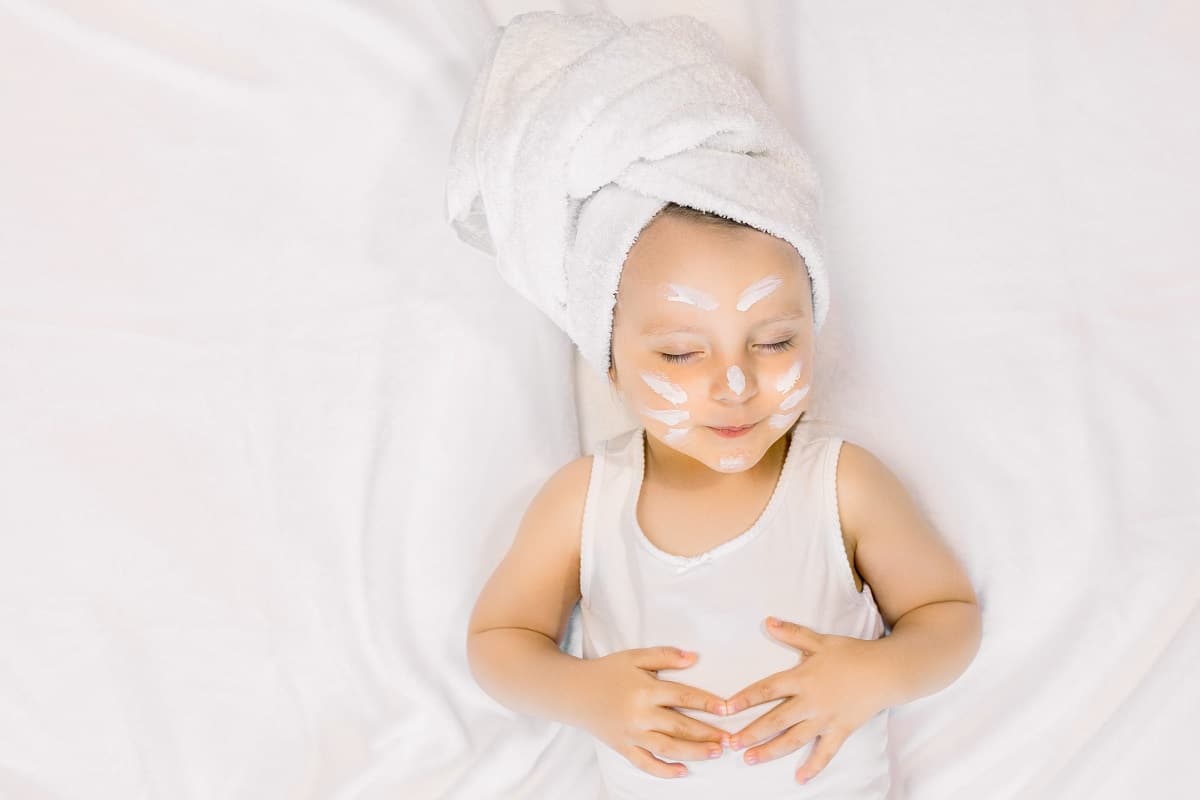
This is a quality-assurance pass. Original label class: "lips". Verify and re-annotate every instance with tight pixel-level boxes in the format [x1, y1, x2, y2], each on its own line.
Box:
[708, 421, 757, 438]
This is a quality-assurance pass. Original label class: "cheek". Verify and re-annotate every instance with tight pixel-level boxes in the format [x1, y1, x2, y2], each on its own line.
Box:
[771, 356, 805, 394]
[718, 454, 749, 471]
[766, 356, 812, 429]
[638, 369, 689, 405]
[634, 369, 701, 440]
[662, 426, 691, 445]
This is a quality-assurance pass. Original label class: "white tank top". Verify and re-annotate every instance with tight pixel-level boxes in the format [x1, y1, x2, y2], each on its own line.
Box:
[579, 425, 891, 799]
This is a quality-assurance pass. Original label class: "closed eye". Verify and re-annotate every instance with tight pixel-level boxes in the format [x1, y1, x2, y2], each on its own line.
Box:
[658, 339, 794, 363]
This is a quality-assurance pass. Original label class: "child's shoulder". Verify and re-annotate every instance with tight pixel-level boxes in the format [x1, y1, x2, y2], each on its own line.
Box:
[526, 427, 643, 541]
[833, 438, 900, 500]
[831, 437, 914, 548]
[520, 451, 595, 548]
[531, 424, 645, 516]
[547, 452, 596, 495]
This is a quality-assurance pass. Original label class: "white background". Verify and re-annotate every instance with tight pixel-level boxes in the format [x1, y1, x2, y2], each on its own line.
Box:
[1, 2, 1197, 798]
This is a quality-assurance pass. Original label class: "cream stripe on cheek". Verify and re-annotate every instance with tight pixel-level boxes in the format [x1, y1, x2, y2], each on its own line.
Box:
[770, 377, 810, 429]
[640, 371, 688, 405]
[769, 411, 801, 430]
[640, 407, 690, 426]
[663, 283, 719, 310]
[775, 359, 803, 393]
[736, 275, 784, 312]
[780, 384, 810, 411]
[726, 365, 746, 396]
[663, 427, 690, 444]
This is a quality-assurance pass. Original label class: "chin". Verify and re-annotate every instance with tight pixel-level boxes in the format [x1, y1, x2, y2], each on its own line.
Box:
[710, 450, 754, 472]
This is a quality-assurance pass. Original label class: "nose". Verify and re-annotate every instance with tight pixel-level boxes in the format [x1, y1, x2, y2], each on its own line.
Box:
[713, 362, 758, 404]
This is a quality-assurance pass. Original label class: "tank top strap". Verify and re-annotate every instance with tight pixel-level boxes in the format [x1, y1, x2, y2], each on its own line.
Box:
[579, 427, 642, 604]
[800, 431, 880, 607]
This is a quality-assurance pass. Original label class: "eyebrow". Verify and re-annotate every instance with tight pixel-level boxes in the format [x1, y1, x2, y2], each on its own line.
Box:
[641, 311, 807, 336]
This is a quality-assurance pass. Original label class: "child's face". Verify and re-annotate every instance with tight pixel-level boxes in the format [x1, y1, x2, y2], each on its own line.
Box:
[608, 213, 815, 473]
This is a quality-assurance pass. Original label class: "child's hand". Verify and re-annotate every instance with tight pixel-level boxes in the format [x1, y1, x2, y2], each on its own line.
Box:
[578, 646, 731, 779]
[723, 617, 892, 785]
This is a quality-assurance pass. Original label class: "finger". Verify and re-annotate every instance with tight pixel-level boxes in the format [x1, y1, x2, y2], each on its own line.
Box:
[743, 718, 822, 765]
[631, 646, 696, 673]
[795, 729, 848, 784]
[641, 731, 725, 762]
[725, 667, 799, 714]
[766, 616, 825, 654]
[728, 697, 804, 750]
[655, 679, 730, 716]
[652, 708, 730, 745]
[626, 745, 688, 779]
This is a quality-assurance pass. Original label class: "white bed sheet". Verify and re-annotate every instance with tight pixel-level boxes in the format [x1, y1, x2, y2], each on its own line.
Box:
[0, 1, 595, 798]
[1, 1, 1197, 799]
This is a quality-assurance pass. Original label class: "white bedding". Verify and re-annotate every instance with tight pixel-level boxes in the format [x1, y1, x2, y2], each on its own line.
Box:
[0, 1, 1196, 798]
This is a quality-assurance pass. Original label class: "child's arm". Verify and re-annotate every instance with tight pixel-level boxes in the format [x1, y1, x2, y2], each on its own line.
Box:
[722, 441, 982, 784]
[467, 455, 731, 778]
[835, 441, 983, 708]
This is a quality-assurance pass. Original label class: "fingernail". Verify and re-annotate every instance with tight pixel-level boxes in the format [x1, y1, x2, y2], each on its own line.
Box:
[767, 616, 781, 627]
[729, 738, 741, 750]
[676, 766, 689, 777]
[708, 746, 722, 759]
[745, 753, 758, 765]
[721, 735, 731, 748]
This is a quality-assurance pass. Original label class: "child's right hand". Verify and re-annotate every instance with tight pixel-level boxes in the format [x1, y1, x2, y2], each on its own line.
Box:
[576, 646, 730, 778]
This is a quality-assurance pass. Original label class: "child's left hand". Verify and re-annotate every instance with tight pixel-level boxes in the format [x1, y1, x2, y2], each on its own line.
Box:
[722, 616, 894, 785]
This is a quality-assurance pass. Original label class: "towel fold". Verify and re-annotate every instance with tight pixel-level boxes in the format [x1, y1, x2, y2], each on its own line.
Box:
[445, 10, 829, 379]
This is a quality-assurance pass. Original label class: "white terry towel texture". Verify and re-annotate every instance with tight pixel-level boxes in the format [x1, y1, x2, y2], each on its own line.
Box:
[444, 10, 831, 379]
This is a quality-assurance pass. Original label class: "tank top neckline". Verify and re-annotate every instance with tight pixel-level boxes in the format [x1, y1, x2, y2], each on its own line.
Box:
[626, 427, 801, 570]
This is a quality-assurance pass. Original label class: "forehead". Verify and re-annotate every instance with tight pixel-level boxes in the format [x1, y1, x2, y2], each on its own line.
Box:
[616, 215, 810, 315]
[638, 310, 808, 336]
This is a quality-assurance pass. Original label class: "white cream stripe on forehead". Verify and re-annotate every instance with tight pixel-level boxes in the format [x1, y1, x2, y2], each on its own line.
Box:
[663, 283, 719, 310]
[736, 275, 784, 312]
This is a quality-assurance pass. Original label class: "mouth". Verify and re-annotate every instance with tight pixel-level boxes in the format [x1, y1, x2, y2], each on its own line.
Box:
[707, 421, 758, 438]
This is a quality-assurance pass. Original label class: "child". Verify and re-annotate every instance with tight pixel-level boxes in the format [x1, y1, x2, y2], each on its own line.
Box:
[447, 11, 981, 798]
[466, 202, 980, 799]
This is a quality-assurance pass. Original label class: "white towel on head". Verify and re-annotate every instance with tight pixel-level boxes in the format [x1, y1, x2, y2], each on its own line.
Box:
[445, 10, 829, 379]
